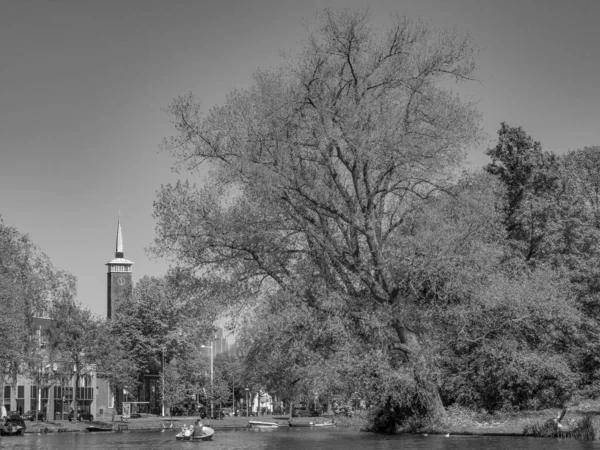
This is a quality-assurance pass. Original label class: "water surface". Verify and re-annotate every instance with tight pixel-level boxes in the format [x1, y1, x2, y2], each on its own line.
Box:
[0, 427, 598, 450]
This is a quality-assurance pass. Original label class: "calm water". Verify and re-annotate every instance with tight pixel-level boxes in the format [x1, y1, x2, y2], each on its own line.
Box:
[1, 428, 599, 450]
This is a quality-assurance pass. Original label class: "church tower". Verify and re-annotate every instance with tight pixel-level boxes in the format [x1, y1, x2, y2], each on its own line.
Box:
[106, 215, 134, 319]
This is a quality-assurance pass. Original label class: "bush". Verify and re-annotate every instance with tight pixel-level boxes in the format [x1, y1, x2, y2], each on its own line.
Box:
[573, 414, 600, 441]
[522, 419, 559, 437]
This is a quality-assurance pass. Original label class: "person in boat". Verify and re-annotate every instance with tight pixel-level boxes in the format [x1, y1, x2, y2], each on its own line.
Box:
[183, 424, 192, 438]
[192, 419, 204, 436]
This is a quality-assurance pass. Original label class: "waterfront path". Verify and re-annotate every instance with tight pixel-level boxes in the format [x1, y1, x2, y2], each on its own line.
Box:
[24, 414, 314, 434]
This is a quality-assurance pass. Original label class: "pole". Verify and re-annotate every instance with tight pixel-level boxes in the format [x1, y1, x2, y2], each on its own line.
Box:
[161, 346, 165, 417]
[210, 341, 214, 420]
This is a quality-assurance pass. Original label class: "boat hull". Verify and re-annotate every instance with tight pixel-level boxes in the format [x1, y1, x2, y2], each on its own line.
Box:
[86, 426, 113, 432]
[175, 426, 214, 441]
[0, 425, 25, 436]
[249, 421, 283, 428]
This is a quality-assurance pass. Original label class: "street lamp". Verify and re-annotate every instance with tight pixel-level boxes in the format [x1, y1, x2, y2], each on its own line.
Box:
[161, 346, 165, 417]
[201, 342, 214, 419]
[245, 387, 249, 417]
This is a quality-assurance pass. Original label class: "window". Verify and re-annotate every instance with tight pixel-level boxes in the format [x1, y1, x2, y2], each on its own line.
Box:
[77, 387, 94, 400]
[4, 386, 11, 412]
[30, 386, 37, 411]
[29, 386, 48, 411]
[16, 386, 24, 415]
[108, 384, 114, 409]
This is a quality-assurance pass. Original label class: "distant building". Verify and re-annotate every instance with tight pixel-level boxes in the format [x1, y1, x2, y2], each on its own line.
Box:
[95, 215, 132, 418]
[106, 215, 134, 319]
[2, 303, 97, 420]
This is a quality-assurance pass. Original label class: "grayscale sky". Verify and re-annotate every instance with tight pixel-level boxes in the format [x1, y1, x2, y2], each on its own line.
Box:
[1, 0, 598, 317]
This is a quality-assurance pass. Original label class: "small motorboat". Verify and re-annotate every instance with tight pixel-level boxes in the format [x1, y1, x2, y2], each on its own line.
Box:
[312, 420, 336, 427]
[86, 425, 113, 432]
[175, 426, 214, 441]
[288, 422, 312, 427]
[248, 420, 287, 428]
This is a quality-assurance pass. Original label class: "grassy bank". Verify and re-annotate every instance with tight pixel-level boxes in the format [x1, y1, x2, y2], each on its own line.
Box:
[405, 400, 600, 439]
[23, 402, 600, 441]
[23, 414, 319, 434]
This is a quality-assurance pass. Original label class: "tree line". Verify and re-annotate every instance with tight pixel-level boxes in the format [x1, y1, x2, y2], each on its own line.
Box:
[0, 227, 241, 420]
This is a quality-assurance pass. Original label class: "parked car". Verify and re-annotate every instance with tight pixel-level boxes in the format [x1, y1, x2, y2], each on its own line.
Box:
[22, 410, 45, 421]
[68, 409, 94, 422]
[0, 416, 26, 436]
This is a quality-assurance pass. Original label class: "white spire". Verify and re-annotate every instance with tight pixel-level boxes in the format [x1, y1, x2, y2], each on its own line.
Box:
[116, 213, 123, 257]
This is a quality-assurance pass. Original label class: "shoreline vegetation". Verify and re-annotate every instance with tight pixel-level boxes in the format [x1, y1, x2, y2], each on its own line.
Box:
[21, 401, 600, 441]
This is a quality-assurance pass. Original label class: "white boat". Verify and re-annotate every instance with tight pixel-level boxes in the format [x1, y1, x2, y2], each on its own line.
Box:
[248, 420, 286, 428]
[175, 426, 214, 441]
[311, 420, 336, 427]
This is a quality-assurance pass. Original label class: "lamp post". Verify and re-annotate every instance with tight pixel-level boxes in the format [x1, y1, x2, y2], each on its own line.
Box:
[245, 387, 249, 417]
[201, 341, 214, 419]
[161, 346, 165, 417]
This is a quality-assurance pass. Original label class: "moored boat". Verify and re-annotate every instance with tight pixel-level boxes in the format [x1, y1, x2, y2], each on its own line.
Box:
[312, 420, 336, 427]
[248, 420, 287, 428]
[86, 425, 113, 432]
[288, 422, 312, 427]
[175, 426, 214, 441]
[0, 417, 26, 436]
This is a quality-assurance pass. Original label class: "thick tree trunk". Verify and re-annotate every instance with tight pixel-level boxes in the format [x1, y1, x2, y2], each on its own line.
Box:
[392, 322, 445, 423]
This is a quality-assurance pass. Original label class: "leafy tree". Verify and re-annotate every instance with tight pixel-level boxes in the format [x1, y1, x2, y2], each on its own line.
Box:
[545, 147, 600, 394]
[213, 351, 243, 410]
[159, 354, 207, 419]
[0, 217, 77, 412]
[95, 320, 141, 421]
[111, 276, 185, 379]
[485, 123, 560, 261]
[160, 361, 188, 419]
[438, 267, 583, 411]
[110, 274, 218, 416]
[153, 8, 482, 425]
[47, 296, 99, 415]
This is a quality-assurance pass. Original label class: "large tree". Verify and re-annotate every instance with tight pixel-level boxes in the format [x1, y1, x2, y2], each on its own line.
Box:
[153, 8, 482, 425]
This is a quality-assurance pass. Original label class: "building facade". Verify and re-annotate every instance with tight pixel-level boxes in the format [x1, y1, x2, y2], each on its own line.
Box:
[2, 312, 99, 420]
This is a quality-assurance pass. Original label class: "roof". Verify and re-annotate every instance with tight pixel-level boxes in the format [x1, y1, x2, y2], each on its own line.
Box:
[106, 258, 134, 265]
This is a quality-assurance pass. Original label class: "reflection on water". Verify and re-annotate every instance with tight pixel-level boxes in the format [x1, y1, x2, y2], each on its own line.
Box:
[0, 428, 597, 450]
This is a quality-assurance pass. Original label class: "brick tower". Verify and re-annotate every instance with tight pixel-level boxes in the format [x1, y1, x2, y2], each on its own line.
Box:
[106, 214, 134, 319]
